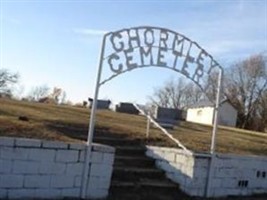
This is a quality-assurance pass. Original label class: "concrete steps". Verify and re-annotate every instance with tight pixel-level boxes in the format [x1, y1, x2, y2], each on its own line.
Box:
[112, 166, 165, 181]
[114, 155, 155, 168]
[93, 136, 142, 146]
[93, 133, 189, 200]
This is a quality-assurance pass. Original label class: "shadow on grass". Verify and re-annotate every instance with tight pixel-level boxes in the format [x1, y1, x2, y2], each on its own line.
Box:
[44, 120, 175, 148]
[44, 120, 133, 142]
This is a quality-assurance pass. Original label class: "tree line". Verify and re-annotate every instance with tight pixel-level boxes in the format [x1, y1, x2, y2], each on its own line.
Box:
[149, 54, 267, 132]
[0, 69, 67, 104]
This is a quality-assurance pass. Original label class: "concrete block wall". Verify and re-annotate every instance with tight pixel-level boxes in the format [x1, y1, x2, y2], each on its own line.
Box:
[209, 154, 267, 197]
[146, 145, 267, 198]
[145, 146, 202, 195]
[0, 137, 115, 199]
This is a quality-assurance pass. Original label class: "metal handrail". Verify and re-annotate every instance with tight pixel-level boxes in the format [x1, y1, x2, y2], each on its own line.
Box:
[133, 103, 192, 155]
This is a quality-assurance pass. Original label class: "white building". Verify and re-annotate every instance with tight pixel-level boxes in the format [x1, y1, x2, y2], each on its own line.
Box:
[186, 99, 237, 127]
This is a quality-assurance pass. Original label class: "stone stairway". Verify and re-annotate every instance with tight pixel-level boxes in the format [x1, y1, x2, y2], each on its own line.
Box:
[93, 133, 190, 200]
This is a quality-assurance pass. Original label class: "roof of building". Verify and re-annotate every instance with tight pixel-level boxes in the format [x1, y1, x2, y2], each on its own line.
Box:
[187, 98, 232, 109]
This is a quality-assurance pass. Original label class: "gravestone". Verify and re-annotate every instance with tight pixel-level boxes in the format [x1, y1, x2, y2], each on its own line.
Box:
[153, 106, 183, 128]
[115, 102, 139, 115]
[88, 98, 111, 109]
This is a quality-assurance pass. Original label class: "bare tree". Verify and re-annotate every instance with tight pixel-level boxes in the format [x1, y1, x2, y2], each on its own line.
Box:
[149, 77, 203, 109]
[0, 69, 19, 94]
[28, 85, 50, 101]
[224, 54, 267, 130]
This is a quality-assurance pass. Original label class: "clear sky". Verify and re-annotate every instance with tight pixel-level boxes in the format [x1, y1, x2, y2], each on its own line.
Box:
[1, 0, 266, 104]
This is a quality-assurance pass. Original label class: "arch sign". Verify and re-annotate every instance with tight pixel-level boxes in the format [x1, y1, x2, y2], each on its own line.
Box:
[99, 26, 222, 92]
[82, 26, 223, 198]
[88, 26, 223, 148]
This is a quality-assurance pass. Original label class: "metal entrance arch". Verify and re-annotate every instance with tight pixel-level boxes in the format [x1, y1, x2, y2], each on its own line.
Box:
[81, 26, 224, 198]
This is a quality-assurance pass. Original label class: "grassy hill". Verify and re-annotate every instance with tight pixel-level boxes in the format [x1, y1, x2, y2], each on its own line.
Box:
[0, 98, 266, 156]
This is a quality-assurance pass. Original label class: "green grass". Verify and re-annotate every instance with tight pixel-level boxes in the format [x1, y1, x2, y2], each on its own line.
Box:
[0, 98, 266, 156]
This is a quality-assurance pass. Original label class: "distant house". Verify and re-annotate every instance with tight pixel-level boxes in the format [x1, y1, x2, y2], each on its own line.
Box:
[186, 99, 237, 127]
[115, 102, 139, 115]
[88, 98, 111, 109]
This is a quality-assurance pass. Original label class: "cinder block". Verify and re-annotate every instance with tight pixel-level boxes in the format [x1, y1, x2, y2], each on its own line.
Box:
[0, 147, 29, 160]
[87, 187, 108, 199]
[166, 173, 186, 185]
[186, 188, 199, 196]
[194, 167, 208, 178]
[91, 152, 103, 163]
[160, 161, 175, 173]
[90, 163, 103, 177]
[0, 137, 15, 146]
[74, 176, 82, 187]
[61, 188, 80, 198]
[0, 175, 24, 188]
[175, 154, 186, 164]
[50, 175, 75, 188]
[90, 163, 113, 178]
[213, 188, 232, 197]
[169, 161, 182, 170]
[103, 153, 114, 165]
[56, 150, 79, 163]
[221, 178, 237, 188]
[92, 143, 115, 153]
[88, 176, 111, 190]
[79, 150, 86, 162]
[0, 189, 7, 199]
[69, 143, 86, 150]
[15, 138, 41, 147]
[66, 163, 83, 176]
[188, 177, 206, 188]
[35, 188, 61, 199]
[24, 175, 50, 188]
[99, 177, 111, 189]
[194, 158, 209, 168]
[146, 150, 161, 160]
[163, 152, 175, 162]
[13, 160, 39, 174]
[39, 162, 66, 174]
[0, 160, 12, 173]
[28, 149, 56, 161]
[215, 168, 235, 178]
[42, 141, 68, 149]
[8, 189, 36, 199]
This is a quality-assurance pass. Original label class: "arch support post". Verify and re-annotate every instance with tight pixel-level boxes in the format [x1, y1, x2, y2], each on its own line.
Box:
[205, 69, 223, 197]
[210, 69, 223, 154]
[80, 37, 106, 199]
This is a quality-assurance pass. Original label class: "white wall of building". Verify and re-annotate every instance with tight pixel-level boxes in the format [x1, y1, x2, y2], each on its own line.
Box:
[186, 102, 237, 127]
[186, 107, 214, 125]
[0, 137, 115, 199]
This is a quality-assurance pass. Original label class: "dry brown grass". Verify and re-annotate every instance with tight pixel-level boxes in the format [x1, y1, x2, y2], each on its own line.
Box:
[169, 121, 267, 156]
[0, 98, 266, 156]
[0, 98, 174, 146]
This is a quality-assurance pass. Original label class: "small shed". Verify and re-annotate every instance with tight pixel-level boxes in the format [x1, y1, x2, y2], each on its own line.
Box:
[186, 99, 237, 127]
[88, 98, 111, 109]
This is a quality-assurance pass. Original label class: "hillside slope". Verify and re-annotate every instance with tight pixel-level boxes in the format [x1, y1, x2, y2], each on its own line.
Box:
[0, 98, 266, 156]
